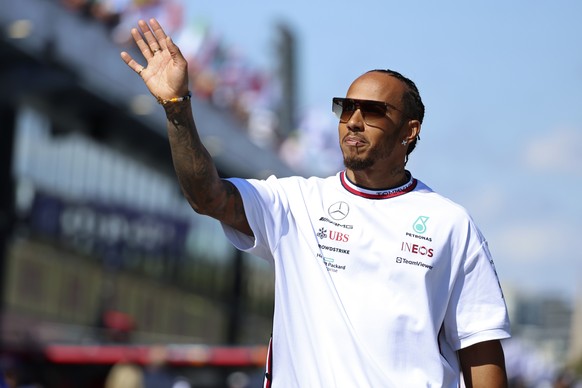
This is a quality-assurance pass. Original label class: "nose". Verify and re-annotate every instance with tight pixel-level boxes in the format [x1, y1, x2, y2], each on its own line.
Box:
[346, 108, 365, 132]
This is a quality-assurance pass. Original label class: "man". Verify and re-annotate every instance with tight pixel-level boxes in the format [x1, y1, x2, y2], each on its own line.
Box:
[121, 18, 511, 387]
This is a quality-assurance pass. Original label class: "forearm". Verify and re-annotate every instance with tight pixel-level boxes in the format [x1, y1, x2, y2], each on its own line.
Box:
[163, 100, 252, 235]
[164, 100, 224, 215]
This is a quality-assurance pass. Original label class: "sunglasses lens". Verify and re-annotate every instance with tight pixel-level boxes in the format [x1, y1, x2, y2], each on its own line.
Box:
[332, 98, 389, 124]
[361, 101, 387, 122]
[332, 99, 344, 120]
[332, 98, 357, 121]
[340, 100, 357, 121]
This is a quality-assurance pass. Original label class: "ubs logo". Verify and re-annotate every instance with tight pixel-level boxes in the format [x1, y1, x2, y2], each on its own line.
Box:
[317, 228, 350, 242]
[328, 201, 350, 220]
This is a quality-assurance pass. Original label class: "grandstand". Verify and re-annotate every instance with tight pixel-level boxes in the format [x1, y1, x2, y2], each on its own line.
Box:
[0, 0, 298, 386]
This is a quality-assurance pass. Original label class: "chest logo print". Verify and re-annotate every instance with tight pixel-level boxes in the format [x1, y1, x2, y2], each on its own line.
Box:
[328, 201, 350, 220]
[412, 216, 429, 234]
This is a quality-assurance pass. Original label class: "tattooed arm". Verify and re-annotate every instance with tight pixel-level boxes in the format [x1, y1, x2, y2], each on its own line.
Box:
[164, 101, 252, 235]
[120, 18, 252, 236]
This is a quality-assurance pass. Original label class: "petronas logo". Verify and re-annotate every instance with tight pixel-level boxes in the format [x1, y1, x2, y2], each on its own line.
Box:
[412, 216, 429, 234]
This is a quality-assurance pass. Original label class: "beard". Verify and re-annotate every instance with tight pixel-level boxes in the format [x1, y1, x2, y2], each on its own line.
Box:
[343, 155, 375, 171]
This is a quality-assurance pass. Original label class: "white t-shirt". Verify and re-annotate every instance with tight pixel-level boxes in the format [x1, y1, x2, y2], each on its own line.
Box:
[221, 171, 510, 387]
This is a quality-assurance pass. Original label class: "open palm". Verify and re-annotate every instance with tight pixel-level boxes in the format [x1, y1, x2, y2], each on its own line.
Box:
[120, 18, 189, 102]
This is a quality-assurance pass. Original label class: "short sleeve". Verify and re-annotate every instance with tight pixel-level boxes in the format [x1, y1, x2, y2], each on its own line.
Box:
[444, 237, 511, 350]
[220, 176, 290, 263]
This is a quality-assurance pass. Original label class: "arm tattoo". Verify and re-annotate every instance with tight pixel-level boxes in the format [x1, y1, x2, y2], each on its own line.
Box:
[163, 101, 251, 235]
[164, 101, 221, 211]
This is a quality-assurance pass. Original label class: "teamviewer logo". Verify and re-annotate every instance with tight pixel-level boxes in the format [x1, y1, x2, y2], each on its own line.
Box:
[396, 257, 402, 263]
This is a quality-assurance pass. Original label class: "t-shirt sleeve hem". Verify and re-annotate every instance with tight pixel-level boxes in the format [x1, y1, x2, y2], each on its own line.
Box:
[221, 222, 256, 251]
[456, 329, 512, 350]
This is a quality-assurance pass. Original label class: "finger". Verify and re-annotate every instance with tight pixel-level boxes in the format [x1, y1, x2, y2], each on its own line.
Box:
[120, 51, 145, 76]
[138, 19, 161, 54]
[131, 27, 153, 59]
[164, 37, 189, 94]
[165, 36, 187, 68]
[149, 18, 169, 51]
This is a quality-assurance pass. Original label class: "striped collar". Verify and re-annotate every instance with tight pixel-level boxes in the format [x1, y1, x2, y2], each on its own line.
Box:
[339, 170, 417, 199]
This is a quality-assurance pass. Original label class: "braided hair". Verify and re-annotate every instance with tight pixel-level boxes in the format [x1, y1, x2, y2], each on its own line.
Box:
[367, 69, 425, 163]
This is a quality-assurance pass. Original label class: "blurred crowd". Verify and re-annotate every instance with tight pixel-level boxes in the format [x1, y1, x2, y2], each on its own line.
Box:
[58, 0, 342, 176]
[60, 0, 272, 132]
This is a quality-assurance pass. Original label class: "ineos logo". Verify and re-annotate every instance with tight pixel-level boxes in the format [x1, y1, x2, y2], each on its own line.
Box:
[328, 201, 350, 220]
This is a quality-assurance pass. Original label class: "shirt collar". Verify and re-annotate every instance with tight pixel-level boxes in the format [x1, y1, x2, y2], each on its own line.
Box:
[339, 170, 417, 199]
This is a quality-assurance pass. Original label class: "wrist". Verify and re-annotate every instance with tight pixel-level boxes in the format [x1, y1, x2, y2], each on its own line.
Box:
[156, 91, 192, 106]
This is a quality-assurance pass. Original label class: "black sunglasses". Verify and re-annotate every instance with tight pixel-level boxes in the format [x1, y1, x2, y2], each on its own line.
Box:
[332, 97, 403, 125]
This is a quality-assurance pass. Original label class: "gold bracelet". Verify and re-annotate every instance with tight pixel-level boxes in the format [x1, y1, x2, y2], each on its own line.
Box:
[157, 91, 192, 105]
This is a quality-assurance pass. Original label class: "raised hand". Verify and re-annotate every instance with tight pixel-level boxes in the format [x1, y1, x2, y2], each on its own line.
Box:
[120, 18, 189, 102]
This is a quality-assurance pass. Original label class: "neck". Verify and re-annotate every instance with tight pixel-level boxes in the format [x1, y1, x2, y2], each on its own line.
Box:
[346, 166, 408, 189]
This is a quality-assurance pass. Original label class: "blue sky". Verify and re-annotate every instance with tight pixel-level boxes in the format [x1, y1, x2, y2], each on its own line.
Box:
[182, 1, 582, 303]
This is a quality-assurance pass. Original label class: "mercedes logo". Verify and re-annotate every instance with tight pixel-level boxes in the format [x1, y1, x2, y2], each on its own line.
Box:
[328, 201, 350, 220]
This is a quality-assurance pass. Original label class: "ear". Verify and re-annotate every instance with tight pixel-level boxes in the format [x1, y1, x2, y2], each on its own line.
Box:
[404, 120, 421, 143]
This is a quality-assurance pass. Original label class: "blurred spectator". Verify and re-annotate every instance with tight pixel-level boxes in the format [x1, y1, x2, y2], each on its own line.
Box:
[61, 0, 125, 30]
[89, 0, 131, 30]
[105, 362, 144, 388]
[226, 371, 249, 388]
[96, 308, 136, 343]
